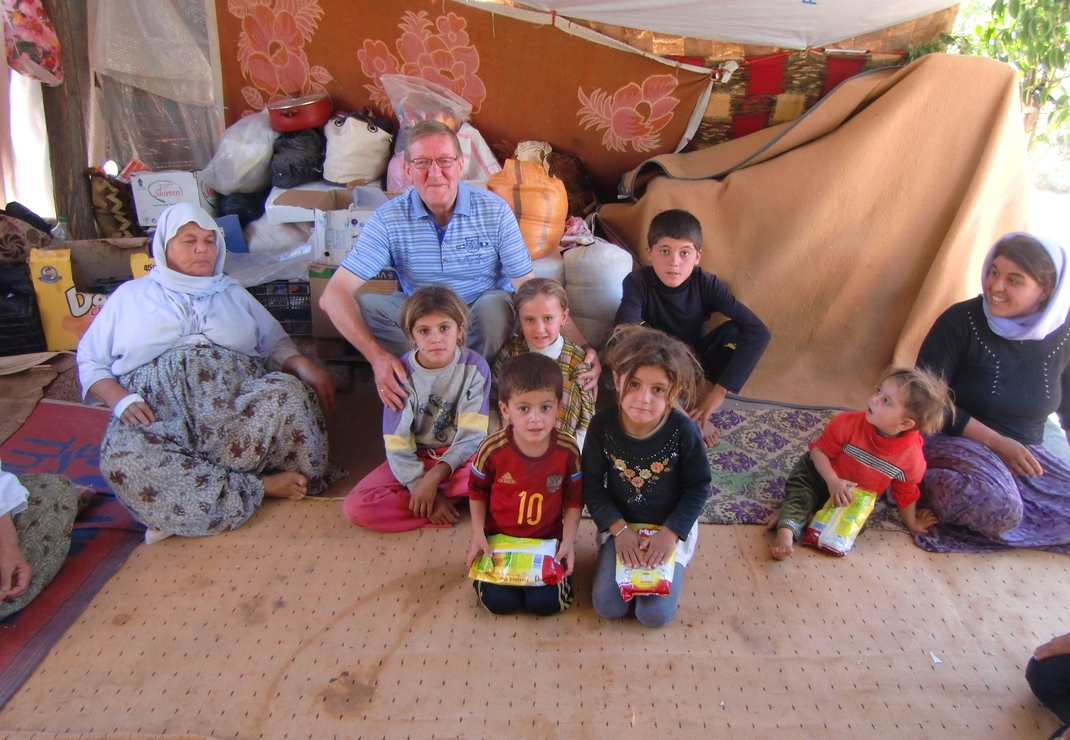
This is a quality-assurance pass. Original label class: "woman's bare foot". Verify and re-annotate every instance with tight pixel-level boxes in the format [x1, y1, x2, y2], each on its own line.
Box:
[771, 527, 795, 560]
[263, 471, 308, 500]
[145, 528, 174, 544]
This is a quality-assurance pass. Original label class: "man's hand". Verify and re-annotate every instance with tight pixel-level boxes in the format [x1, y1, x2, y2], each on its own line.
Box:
[372, 351, 409, 411]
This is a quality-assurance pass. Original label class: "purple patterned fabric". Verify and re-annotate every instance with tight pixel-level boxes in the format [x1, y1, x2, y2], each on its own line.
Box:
[914, 434, 1070, 554]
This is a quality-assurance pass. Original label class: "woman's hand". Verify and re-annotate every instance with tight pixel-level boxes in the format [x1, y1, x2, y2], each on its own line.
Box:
[88, 379, 155, 425]
[641, 527, 678, 568]
[0, 513, 32, 602]
[963, 418, 1043, 477]
[1034, 632, 1070, 660]
[991, 434, 1043, 477]
[119, 401, 156, 426]
[284, 355, 336, 412]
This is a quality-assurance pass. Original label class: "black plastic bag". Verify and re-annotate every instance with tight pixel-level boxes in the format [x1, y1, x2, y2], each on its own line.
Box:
[0, 261, 47, 356]
[271, 128, 326, 188]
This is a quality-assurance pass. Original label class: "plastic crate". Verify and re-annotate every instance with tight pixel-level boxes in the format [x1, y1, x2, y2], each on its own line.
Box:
[249, 280, 312, 336]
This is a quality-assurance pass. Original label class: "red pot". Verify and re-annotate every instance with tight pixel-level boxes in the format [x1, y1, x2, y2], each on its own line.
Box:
[268, 93, 332, 133]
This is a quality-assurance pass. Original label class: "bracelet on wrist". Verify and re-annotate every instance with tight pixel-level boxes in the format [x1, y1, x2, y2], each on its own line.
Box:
[612, 524, 629, 537]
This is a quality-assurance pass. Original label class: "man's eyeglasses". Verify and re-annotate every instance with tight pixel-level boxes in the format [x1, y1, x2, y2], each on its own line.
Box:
[408, 156, 458, 171]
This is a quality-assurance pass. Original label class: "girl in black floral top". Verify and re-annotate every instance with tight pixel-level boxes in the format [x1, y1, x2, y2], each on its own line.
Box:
[583, 326, 711, 628]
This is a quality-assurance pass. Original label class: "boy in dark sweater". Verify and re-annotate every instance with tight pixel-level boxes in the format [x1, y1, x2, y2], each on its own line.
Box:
[614, 209, 771, 446]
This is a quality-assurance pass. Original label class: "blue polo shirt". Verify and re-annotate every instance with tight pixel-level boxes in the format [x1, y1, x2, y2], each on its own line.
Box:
[340, 183, 532, 305]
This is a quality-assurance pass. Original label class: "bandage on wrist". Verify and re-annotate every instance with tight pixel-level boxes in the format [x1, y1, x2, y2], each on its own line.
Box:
[113, 393, 146, 419]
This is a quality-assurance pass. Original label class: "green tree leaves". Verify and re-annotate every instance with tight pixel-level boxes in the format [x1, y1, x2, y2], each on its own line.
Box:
[919, 0, 1070, 146]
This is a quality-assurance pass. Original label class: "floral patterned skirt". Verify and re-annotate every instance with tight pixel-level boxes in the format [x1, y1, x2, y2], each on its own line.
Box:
[0, 474, 77, 619]
[100, 345, 329, 537]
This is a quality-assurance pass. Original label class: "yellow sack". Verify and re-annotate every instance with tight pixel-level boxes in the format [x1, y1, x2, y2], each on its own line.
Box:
[468, 534, 565, 587]
[801, 488, 877, 556]
[487, 159, 568, 259]
[614, 524, 675, 601]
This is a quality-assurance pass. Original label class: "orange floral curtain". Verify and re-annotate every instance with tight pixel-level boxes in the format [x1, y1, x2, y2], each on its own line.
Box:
[215, 0, 711, 191]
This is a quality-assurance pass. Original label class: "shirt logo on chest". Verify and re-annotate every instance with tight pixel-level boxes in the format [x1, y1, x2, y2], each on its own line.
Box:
[497, 472, 516, 484]
[456, 238, 492, 265]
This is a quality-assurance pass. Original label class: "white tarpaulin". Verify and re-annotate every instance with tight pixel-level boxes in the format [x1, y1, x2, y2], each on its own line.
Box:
[515, 0, 958, 49]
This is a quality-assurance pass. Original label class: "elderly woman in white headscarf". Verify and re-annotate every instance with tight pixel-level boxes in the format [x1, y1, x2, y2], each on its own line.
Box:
[915, 232, 1070, 554]
[77, 203, 335, 540]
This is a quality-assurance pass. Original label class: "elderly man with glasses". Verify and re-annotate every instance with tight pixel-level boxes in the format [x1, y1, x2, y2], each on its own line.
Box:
[322, 120, 598, 412]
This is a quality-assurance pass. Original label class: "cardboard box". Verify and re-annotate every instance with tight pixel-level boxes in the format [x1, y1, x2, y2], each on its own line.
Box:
[267, 182, 347, 224]
[273, 184, 391, 266]
[29, 238, 151, 350]
[308, 262, 399, 339]
[131, 171, 219, 228]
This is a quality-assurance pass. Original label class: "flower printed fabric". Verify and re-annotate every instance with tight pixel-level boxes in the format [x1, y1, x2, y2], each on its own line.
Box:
[577, 74, 681, 153]
[3, 0, 63, 86]
[358, 10, 486, 114]
[230, 0, 334, 111]
[612, 454, 670, 497]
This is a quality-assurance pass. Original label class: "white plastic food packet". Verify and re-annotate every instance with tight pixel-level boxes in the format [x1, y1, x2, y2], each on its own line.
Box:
[614, 524, 675, 602]
[801, 488, 876, 556]
[468, 534, 565, 587]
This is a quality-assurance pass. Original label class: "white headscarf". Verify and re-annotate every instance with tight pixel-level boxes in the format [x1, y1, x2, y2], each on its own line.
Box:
[147, 203, 235, 297]
[982, 232, 1070, 341]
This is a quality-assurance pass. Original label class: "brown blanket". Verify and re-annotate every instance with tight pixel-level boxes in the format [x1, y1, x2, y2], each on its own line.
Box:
[597, 53, 1030, 408]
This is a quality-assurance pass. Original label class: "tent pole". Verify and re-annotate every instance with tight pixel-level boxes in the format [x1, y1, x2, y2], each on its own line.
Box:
[40, 0, 95, 240]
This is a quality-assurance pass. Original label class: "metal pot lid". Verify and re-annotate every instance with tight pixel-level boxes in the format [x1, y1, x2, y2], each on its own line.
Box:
[268, 93, 331, 111]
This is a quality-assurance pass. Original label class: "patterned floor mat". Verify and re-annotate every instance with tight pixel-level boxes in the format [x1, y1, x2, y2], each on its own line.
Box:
[701, 396, 908, 532]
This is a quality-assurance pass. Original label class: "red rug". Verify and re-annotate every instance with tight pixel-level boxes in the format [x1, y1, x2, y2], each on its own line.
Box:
[0, 400, 143, 707]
